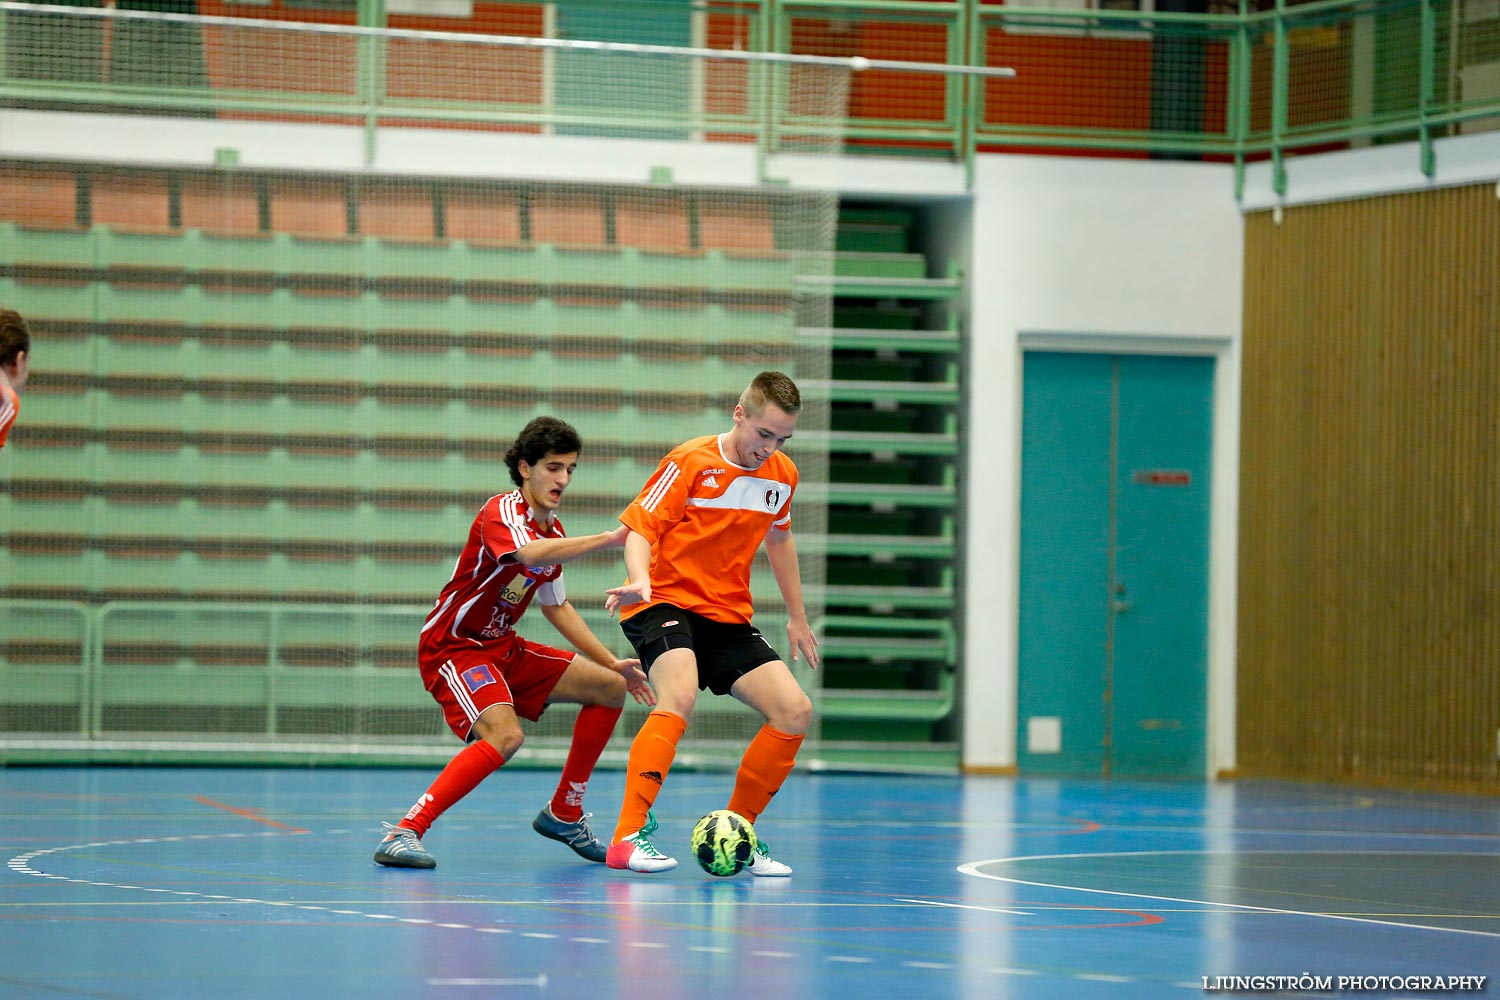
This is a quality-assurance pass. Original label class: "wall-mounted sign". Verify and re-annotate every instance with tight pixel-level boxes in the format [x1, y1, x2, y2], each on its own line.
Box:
[1132, 470, 1191, 486]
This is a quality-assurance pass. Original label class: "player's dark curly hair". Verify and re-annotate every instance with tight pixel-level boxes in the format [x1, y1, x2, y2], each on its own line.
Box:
[504, 416, 582, 487]
[0, 308, 30, 367]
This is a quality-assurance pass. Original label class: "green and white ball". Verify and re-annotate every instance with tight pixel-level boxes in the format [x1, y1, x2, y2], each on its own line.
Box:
[690, 809, 758, 877]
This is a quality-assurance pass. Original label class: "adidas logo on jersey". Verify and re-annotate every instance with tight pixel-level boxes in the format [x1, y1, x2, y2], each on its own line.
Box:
[702, 476, 719, 488]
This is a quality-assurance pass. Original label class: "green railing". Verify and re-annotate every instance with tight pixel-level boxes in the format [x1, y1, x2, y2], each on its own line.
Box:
[0, 0, 1496, 191]
[0, 598, 944, 757]
[0, 599, 436, 747]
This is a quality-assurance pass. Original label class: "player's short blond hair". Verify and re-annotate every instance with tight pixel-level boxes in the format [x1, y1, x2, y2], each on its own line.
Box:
[739, 371, 800, 416]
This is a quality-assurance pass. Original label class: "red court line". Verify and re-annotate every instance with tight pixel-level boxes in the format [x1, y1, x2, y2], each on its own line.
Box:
[193, 795, 309, 833]
[1059, 818, 1103, 835]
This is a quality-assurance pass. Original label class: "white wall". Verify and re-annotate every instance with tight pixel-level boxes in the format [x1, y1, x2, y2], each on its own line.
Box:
[1240, 130, 1500, 210]
[961, 154, 1245, 775]
[0, 108, 766, 187]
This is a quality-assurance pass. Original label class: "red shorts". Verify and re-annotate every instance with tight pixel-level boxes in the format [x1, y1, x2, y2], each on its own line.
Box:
[418, 632, 575, 740]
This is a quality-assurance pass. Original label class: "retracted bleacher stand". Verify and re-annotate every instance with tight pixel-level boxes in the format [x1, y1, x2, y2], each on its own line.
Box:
[811, 204, 963, 770]
[0, 161, 839, 766]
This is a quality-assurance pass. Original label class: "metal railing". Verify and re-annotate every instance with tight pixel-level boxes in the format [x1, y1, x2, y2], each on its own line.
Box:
[0, 598, 873, 752]
[0, 0, 1493, 193]
[0, 599, 439, 744]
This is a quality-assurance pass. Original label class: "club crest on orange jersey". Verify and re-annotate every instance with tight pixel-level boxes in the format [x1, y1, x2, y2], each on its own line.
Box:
[764, 487, 781, 510]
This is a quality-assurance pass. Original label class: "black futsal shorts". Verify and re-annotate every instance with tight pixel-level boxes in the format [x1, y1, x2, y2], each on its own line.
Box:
[620, 603, 782, 696]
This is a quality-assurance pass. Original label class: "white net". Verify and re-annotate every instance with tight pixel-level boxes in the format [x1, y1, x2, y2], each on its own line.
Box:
[0, 1, 847, 765]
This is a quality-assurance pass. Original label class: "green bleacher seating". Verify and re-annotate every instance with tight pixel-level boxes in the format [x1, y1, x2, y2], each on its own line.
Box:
[834, 207, 911, 254]
[2, 166, 964, 763]
[804, 202, 964, 751]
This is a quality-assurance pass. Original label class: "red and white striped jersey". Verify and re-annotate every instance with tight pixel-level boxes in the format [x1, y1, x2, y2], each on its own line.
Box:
[0, 380, 17, 449]
[421, 490, 567, 645]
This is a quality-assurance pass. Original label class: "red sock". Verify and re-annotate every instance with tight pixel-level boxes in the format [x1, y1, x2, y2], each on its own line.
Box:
[397, 739, 504, 838]
[727, 724, 803, 824]
[612, 710, 687, 844]
[549, 704, 622, 823]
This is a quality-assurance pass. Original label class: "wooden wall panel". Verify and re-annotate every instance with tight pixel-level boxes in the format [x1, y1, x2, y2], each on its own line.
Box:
[1239, 184, 1500, 792]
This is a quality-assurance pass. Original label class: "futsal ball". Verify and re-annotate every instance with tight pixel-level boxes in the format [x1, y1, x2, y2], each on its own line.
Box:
[690, 809, 758, 877]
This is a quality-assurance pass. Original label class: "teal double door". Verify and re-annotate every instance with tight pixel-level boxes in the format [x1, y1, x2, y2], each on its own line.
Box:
[1017, 351, 1214, 778]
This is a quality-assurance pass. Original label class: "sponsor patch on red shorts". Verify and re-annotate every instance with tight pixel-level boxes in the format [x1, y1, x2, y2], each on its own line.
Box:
[460, 663, 497, 693]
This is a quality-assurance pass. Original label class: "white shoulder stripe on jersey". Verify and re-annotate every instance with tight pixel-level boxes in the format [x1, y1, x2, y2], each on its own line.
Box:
[497, 493, 531, 554]
[684, 475, 793, 514]
[639, 461, 681, 513]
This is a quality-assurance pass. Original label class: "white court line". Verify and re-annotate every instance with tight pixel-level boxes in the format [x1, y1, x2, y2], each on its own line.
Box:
[895, 897, 1030, 916]
[957, 849, 1500, 939]
[6, 832, 512, 939]
[7, 829, 1219, 990]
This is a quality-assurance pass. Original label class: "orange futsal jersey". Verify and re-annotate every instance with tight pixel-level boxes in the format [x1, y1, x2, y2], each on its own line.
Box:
[619, 433, 797, 625]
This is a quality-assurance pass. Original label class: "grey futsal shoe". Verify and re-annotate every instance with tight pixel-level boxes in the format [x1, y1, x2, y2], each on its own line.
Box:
[532, 805, 608, 863]
[373, 822, 436, 869]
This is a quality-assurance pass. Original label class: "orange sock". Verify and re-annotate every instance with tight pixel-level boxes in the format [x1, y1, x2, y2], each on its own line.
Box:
[611, 710, 686, 845]
[727, 724, 803, 824]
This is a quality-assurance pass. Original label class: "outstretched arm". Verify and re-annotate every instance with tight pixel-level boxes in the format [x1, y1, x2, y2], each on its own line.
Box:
[512, 524, 629, 568]
[538, 599, 654, 706]
[763, 528, 819, 669]
[604, 530, 654, 616]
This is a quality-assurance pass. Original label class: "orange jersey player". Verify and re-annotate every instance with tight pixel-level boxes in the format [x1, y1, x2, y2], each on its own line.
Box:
[0, 308, 31, 450]
[603, 371, 820, 875]
[372, 416, 655, 870]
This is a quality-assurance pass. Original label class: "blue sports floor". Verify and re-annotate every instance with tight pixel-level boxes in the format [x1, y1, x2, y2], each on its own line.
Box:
[1, 766, 1495, 999]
